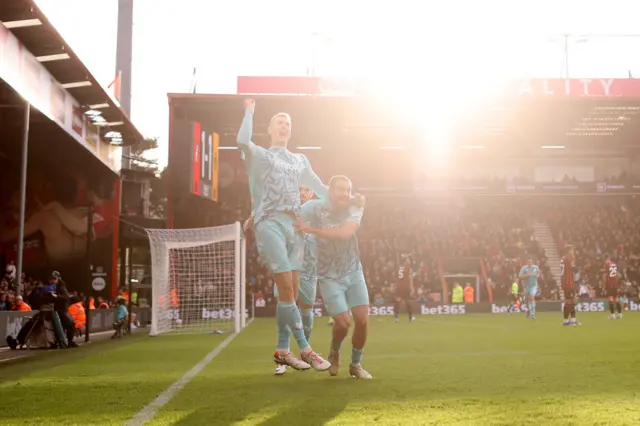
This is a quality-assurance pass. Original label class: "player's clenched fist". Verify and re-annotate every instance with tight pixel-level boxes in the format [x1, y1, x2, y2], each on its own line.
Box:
[244, 98, 255, 112]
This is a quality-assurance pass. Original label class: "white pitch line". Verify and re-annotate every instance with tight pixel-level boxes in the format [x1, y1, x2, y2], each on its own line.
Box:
[125, 319, 252, 426]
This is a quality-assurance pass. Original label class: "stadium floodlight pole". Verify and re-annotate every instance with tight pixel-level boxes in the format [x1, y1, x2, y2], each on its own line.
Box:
[15, 101, 30, 296]
[85, 202, 94, 343]
[116, 0, 134, 169]
[563, 34, 569, 79]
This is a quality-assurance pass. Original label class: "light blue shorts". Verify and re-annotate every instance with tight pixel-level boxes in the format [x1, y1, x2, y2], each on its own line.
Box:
[319, 270, 369, 317]
[273, 274, 317, 306]
[525, 286, 538, 297]
[254, 214, 303, 274]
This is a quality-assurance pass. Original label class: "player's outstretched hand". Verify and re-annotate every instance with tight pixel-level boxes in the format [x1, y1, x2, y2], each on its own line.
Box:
[244, 98, 255, 112]
[293, 216, 311, 234]
[243, 216, 254, 233]
[353, 193, 366, 208]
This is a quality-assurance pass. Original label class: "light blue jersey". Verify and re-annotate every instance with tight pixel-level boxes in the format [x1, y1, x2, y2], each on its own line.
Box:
[519, 265, 540, 290]
[237, 109, 328, 225]
[300, 232, 317, 282]
[300, 200, 364, 279]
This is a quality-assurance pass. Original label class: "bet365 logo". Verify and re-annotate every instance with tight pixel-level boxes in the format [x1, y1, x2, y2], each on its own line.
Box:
[561, 302, 605, 312]
[421, 304, 466, 315]
[201, 308, 250, 319]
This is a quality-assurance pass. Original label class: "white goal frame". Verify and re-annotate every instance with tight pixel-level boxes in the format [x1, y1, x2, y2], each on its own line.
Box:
[146, 222, 246, 336]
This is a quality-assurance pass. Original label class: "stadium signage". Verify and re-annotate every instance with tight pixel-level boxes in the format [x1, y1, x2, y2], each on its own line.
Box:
[517, 78, 620, 98]
[571, 301, 606, 312]
[491, 304, 528, 314]
[191, 122, 219, 201]
[237, 76, 640, 99]
[420, 304, 466, 315]
[0, 23, 121, 173]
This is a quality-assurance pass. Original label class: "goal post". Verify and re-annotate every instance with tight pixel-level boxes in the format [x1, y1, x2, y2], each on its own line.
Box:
[146, 222, 247, 336]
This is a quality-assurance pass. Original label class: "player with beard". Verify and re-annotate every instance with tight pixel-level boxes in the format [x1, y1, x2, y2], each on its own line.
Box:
[561, 245, 581, 326]
[298, 176, 372, 379]
[603, 254, 623, 319]
[394, 254, 415, 323]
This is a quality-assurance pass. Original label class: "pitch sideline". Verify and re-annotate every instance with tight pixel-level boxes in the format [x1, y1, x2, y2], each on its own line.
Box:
[124, 318, 253, 426]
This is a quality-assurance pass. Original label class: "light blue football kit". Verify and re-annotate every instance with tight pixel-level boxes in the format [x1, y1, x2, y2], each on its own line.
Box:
[238, 108, 327, 352]
[274, 232, 318, 306]
[519, 264, 539, 317]
[300, 200, 368, 317]
[238, 108, 328, 275]
[273, 231, 318, 341]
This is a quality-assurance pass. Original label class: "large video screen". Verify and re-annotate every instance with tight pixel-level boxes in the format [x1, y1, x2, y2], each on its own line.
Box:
[191, 121, 219, 201]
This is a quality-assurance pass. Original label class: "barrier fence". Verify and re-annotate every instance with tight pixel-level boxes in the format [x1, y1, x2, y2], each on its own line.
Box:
[250, 299, 640, 318]
[1, 308, 151, 347]
[3, 300, 638, 347]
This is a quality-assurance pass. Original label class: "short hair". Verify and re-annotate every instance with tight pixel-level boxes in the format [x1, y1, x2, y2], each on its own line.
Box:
[564, 245, 573, 254]
[329, 175, 352, 191]
[269, 113, 291, 127]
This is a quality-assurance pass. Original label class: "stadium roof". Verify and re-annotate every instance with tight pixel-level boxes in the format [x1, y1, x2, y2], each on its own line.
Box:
[0, 0, 143, 146]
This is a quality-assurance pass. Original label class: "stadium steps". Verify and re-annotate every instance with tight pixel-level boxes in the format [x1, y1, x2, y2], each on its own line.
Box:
[532, 221, 562, 284]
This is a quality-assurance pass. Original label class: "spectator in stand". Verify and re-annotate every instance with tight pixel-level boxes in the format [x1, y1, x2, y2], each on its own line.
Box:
[5, 260, 16, 282]
[0, 292, 9, 310]
[96, 296, 110, 309]
[10, 295, 31, 311]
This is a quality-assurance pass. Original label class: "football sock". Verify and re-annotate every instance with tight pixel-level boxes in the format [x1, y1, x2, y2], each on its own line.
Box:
[300, 307, 314, 342]
[351, 347, 364, 365]
[277, 301, 309, 351]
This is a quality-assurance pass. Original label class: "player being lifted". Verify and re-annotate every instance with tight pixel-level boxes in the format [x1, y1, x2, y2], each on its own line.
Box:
[297, 176, 372, 379]
[237, 99, 330, 371]
[394, 254, 415, 323]
[270, 186, 318, 376]
[604, 254, 623, 319]
[561, 245, 581, 326]
[519, 258, 540, 320]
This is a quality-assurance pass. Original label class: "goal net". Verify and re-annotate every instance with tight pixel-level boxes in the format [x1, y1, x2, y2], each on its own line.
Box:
[146, 222, 247, 336]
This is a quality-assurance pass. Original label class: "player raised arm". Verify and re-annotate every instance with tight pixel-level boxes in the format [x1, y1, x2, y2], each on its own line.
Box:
[236, 99, 264, 158]
[300, 155, 329, 200]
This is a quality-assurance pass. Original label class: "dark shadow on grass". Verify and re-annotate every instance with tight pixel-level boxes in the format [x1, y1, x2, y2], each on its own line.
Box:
[0, 332, 147, 383]
[162, 370, 416, 426]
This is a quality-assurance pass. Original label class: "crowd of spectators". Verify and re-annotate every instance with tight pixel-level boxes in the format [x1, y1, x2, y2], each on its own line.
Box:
[545, 197, 640, 301]
[1, 261, 120, 312]
[211, 189, 556, 306]
[5, 189, 640, 311]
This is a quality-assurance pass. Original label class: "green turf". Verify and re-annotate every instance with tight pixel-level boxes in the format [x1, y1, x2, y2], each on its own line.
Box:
[0, 333, 225, 425]
[2, 313, 640, 425]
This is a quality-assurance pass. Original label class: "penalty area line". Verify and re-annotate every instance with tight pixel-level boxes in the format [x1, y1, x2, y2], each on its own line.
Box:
[125, 319, 252, 426]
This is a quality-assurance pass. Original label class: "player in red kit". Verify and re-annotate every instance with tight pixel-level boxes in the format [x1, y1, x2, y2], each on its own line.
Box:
[603, 254, 623, 319]
[561, 245, 580, 326]
[394, 254, 415, 323]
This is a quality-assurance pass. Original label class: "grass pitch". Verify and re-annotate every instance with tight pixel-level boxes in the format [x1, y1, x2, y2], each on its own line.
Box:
[1, 312, 639, 425]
